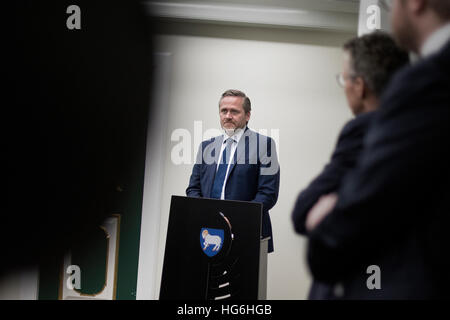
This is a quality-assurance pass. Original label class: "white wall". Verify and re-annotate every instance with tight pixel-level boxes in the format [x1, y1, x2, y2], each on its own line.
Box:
[142, 21, 355, 300]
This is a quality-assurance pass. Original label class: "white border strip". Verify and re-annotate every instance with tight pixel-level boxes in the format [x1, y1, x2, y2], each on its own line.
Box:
[146, 1, 357, 33]
[136, 53, 172, 300]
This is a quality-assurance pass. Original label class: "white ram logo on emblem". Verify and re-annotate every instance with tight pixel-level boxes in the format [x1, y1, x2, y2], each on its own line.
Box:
[202, 229, 222, 251]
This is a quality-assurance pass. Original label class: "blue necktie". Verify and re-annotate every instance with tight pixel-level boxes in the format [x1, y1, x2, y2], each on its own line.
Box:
[210, 138, 234, 199]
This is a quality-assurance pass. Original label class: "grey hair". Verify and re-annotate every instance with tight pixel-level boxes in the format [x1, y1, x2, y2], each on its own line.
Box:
[343, 31, 409, 97]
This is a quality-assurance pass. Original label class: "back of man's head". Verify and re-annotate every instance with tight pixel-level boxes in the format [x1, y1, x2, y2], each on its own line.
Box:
[343, 31, 410, 98]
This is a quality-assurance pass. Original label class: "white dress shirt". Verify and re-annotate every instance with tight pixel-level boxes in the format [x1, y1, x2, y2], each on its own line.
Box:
[421, 23, 450, 58]
[216, 127, 246, 200]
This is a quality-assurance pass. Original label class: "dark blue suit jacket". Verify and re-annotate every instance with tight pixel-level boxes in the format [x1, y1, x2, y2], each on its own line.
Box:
[308, 41, 450, 299]
[186, 127, 280, 252]
[292, 111, 376, 235]
[292, 111, 376, 299]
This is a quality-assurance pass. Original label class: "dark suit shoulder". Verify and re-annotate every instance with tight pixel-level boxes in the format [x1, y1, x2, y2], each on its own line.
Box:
[379, 41, 450, 117]
[244, 128, 274, 141]
[430, 39, 450, 75]
[242, 128, 278, 152]
[339, 112, 376, 141]
[331, 111, 375, 163]
[369, 42, 450, 150]
[253, 131, 272, 141]
[200, 136, 219, 148]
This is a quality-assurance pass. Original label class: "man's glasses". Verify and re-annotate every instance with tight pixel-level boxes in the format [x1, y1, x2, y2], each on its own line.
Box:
[336, 72, 359, 88]
[336, 73, 347, 88]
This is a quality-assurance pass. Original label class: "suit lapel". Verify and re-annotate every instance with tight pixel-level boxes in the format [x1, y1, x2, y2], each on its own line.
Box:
[205, 135, 223, 197]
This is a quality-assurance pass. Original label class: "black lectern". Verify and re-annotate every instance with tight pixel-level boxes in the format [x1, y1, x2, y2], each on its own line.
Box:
[159, 195, 268, 300]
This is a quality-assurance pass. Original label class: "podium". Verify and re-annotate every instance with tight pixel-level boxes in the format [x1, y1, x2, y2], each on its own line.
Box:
[159, 195, 268, 300]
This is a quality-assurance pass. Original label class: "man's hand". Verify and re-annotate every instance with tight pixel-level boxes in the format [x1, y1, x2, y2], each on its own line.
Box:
[305, 193, 338, 232]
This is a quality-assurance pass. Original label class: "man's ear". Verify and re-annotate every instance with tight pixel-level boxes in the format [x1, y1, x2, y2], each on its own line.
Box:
[246, 111, 251, 123]
[354, 76, 365, 99]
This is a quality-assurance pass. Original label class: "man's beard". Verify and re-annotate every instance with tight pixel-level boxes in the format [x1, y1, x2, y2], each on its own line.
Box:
[223, 128, 236, 136]
[222, 123, 245, 137]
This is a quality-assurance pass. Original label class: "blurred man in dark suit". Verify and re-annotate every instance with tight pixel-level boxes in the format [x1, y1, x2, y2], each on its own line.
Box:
[292, 32, 409, 299]
[305, 0, 450, 299]
[6, 0, 153, 277]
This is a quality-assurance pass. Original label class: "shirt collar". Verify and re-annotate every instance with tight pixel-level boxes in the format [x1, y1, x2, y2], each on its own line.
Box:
[222, 126, 246, 144]
[420, 23, 450, 58]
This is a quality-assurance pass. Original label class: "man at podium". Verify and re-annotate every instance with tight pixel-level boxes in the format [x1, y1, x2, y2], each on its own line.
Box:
[186, 89, 280, 252]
